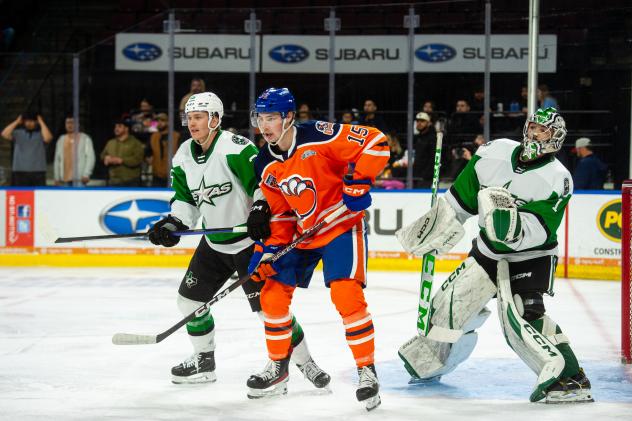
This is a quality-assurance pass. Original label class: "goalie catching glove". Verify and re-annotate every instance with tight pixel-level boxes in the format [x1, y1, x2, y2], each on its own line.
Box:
[396, 197, 465, 256]
[477, 187, 522, 244]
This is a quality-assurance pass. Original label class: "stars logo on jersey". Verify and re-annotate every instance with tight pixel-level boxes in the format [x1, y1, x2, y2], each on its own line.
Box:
[185, 271, 198, 288]
[191, 177, 232, 206]
[279, 175, 317, 219]
[231, 135, 249, 145]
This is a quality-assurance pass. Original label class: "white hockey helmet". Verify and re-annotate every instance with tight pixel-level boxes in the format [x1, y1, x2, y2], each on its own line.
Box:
[184, 91, 223, 131]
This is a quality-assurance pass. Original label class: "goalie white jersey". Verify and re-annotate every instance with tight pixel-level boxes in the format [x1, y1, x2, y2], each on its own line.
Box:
[445, 138, 573, 262]
[170, 130, 259, 254]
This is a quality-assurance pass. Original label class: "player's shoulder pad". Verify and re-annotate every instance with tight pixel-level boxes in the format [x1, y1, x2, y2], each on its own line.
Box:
[217, 130, 254, 153]
[474, 138, 519, 159]
[294, 120, 342, 147]
[172, 138, 193, 166]
[550, 158, 574, 197]
[253, 145, 276, 183]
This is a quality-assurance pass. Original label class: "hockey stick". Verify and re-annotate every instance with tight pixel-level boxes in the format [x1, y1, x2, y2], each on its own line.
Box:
[54, 226, 247, 243]
[417, 131, 443, 336]
[112, 204, 349, 345]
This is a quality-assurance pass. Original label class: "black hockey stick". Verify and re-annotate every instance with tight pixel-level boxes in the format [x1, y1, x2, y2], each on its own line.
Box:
[112, 204, 349, 345]
[54, 227, 247, 243]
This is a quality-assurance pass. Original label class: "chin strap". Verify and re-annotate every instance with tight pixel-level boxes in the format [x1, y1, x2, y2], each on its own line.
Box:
[266, 116, 294, 147]
[194, 118, 221, 147]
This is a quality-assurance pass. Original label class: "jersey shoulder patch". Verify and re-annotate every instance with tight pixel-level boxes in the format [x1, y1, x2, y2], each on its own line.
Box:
[295, 121, 342, 147]
[231, 133, 249, 145]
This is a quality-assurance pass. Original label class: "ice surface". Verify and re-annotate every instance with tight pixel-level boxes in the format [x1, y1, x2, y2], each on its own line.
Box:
[1, 267, 631, 420]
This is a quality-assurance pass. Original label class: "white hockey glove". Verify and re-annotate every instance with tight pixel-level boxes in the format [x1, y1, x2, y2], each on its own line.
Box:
[396, 197, 465, 257]
[477, 187, 522, 244]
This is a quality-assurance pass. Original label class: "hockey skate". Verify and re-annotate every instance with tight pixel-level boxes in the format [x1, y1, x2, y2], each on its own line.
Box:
[171, 351, 216, 384]
[246, 357, 290, 399]
[296, 358, 331, 389]
[543, 368, 594, 404]
[356, 364, 381, 411]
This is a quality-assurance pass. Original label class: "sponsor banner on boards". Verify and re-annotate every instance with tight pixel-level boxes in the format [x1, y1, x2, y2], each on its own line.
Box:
[115, 33, 257, 72]
[115, 33, 556, 73]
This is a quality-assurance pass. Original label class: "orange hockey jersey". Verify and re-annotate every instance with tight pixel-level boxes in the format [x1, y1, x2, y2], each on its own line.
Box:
[254, 121, 389, 249]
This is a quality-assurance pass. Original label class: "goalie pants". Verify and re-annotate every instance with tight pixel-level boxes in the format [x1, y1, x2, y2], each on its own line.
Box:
[260, 221, 375, 367]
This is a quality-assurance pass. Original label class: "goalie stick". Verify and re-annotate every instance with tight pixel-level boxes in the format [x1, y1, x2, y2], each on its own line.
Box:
[112, 204, 349, 345]
[417, 131, 443, 336]
[54, 226, 247, 243]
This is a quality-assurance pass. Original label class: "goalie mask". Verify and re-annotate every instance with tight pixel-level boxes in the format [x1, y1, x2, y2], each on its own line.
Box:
[520, 107, 567, 162]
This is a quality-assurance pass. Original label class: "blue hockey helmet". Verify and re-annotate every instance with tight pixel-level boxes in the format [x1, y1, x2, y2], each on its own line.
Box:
[254, 87, 295, 117]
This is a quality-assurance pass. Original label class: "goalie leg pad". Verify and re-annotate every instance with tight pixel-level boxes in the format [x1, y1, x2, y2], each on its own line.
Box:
[496, 260, 566, 402]
[396, 197, 465, 257]
[398, 257, 496, 379]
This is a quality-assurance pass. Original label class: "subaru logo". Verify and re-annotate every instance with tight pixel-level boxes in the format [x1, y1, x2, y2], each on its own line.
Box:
[415, 43, 456, 63]
[100, 198, 170, 236]
[122, 43, 162, 62]
[269, 44, 309, 63]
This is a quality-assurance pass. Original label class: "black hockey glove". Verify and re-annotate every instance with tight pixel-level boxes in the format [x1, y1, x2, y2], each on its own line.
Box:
[148, 215, 188, 247]
[247, 200, 272, 241]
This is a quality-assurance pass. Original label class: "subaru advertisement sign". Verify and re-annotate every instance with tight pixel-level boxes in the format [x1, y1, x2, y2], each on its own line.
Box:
[122, 43, 162, 62]
[415, 43, 456, 63]
[269, 44, 309, 63]
[100, 198, 170, 235]
[116, 33, 556, 73]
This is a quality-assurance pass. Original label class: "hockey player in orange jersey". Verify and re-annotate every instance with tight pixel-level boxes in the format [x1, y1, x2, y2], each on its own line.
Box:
[244, 87, 389, 411]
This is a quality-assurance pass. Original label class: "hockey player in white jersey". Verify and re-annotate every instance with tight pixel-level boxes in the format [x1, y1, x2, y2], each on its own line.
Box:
[397, 107, 593, 403]
[148, 92, 330, 389]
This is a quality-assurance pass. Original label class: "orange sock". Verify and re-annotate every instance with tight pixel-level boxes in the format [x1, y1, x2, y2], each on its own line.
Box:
[260, 280, 295, 360]
[330, 279, 375, 367]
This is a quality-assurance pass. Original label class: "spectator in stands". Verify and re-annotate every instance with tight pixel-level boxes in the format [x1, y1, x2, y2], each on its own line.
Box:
[520, 85, 529, 112]
[178, 77, 206, 116]
[100, 120, 145, 187]
[359, 99, 388, 133]
[296, 103, 313, 123]
[412, 112, 436, 188]
[340, 110, 357, 125]
[448, 99, 479, 141]
[147, 113, 181, 187]
[375, 133, 406, 190]
[53, 116, 95, 186]
[538, 84, 559, 110]
[573, 137, 607, 190]
[470, 86, 485, 111]
[422, 100, 435, 114]
[130, 98, 158, 136]
[1, 112, 52, 186]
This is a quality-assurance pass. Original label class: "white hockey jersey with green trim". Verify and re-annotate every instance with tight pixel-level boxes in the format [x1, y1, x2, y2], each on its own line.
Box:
[445, 138, 573, 262]
[170, 130, 259, 254]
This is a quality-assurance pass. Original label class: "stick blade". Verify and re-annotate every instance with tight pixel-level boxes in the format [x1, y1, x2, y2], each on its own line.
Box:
[112, 332, 157, 345]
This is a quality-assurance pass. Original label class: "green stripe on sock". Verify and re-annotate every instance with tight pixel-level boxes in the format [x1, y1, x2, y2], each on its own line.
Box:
[290, 316, 304, 346]
[186, 311, 215, 334]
